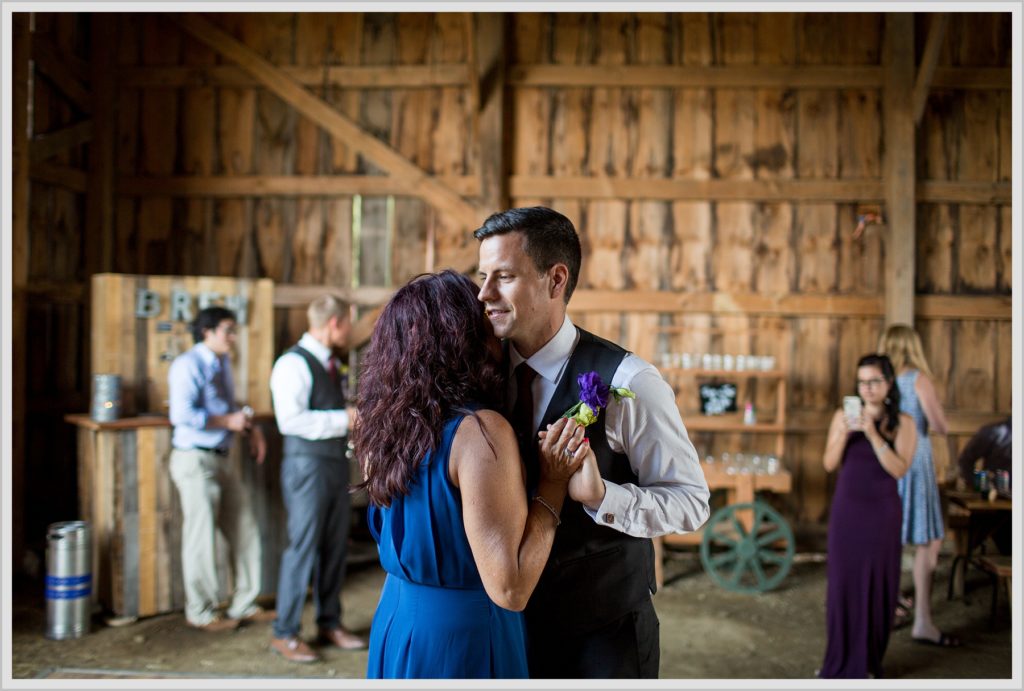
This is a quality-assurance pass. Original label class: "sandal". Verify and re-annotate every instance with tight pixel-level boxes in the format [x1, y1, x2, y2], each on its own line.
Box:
[912, 631, 962, 648]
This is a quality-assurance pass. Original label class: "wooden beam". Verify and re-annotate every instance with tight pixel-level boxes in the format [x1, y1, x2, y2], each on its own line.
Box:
[884, 14, 916, 326]
[916, 295, 1012, 320]
[510, 176, 1011, 204]
[117, 174, 480, 197]
[30, 161, 89, 192]
[12, 11, 31, 578]
[31, 34, 93, 113]
[15, 281, 88, 302]
[913, 13, 949, 125]
[509, 64, 886, 88]
[85, 14, 117, 274]
[116, 63, 472, 88]
[473, 12, 508, 214]
[917, 180, 1012, 204]
[931, 67, 1012, 90]
[169, 13, 481, 230]
[273, 284, 396, 308]
[32, 35, 90, 83]
[30, 120, 94, 163]
[512, 176, 886, 201]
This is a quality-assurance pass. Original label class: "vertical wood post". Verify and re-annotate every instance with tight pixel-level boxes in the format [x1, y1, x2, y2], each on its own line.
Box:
[473, 13, 508, 217]
[86, 13, 117, 275]
[12, 11, 31, 572]
[884, 13, 916, 326]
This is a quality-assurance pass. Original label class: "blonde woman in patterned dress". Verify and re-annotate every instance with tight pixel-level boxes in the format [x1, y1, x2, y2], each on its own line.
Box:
[878, 325, 960, 648]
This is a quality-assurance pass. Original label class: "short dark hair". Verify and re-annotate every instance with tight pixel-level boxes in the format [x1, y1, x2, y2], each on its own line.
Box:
[473, 206, 582, 302]
[191, 306, 236, 343]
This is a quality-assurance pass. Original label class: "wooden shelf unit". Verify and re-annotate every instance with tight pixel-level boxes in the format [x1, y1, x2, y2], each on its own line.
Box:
[657, 325, 791, 549]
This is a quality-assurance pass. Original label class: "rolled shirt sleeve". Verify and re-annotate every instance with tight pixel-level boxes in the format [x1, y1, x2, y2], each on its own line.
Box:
[582, 357, 711, 538]
[270, 351, 349, 440]
[168, 354, 211, 431]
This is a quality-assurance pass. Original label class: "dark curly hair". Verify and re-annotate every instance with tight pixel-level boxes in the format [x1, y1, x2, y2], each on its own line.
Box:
[855, 353, 901, 437]
[352, 270, 505, 507]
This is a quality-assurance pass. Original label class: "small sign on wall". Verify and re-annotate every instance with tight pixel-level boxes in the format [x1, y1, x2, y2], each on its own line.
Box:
[91, 274, 274, 416]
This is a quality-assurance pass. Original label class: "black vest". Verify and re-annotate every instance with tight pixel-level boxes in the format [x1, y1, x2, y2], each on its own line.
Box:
[523, 328, 656, 634]
[281, 345, 347, 459]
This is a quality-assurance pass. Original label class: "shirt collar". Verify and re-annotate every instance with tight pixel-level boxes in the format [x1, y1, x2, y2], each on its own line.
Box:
[510, 315, 578, 384]
[299, 332, 333, 365]
[194, 342, 222, 369]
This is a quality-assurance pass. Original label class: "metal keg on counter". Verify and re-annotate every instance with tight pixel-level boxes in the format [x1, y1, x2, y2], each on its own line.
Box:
[90, 373, 122, 422]
[45, 521, 92, 640]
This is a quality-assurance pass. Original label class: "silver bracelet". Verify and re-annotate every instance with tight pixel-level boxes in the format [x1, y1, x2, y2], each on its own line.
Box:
[874, 442, 887, 456]
[533, 495, 561, 526]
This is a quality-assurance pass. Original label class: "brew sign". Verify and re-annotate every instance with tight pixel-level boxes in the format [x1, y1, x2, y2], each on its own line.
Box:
[699, 382, 737, 416]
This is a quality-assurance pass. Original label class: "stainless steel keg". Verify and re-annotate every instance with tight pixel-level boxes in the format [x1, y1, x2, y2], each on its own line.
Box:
[45, 521, 92, 640]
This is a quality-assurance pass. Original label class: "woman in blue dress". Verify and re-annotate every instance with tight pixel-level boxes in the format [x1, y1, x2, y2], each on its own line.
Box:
[353, 270, 592, 679]
[879, 325, 959, 648]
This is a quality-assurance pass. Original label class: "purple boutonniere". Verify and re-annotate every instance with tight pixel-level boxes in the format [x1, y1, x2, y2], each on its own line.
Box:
[561, 371, 636, 427]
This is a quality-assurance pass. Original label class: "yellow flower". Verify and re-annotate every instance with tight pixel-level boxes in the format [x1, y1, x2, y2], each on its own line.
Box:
[572, 402, 598, 427]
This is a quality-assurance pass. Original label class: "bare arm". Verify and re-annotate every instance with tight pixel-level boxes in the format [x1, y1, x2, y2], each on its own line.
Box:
[450, 410, 585, 611]
[863, 412, 916, 479]
[823, 410, 849, 473]
[914, 374, 948, 435]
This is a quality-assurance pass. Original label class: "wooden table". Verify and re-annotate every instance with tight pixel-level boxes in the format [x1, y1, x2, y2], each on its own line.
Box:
[944, 489, 1012, 601]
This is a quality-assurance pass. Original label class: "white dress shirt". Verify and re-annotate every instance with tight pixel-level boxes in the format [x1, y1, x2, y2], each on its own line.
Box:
[510, 315, 710, 538]
[270, 332, 350, 440]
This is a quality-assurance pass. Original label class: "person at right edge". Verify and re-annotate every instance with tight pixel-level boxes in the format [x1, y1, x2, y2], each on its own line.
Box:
[474, 206, 711, 678]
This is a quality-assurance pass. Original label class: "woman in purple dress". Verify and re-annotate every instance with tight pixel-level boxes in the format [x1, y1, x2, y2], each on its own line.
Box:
[819, 354, 917, 679]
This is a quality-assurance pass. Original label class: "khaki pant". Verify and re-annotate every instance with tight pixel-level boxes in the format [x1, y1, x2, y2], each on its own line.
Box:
[169, 448, 262, 626]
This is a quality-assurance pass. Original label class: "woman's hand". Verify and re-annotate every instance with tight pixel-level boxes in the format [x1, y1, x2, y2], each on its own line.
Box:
[537, 417, 588, 483]
[567, 447, 604, 510]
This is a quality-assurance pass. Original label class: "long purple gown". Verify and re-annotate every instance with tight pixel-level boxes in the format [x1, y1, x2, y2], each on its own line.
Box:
[820, 431, 903, 679]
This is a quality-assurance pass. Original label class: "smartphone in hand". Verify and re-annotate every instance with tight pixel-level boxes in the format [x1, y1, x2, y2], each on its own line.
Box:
[843, 396, 863, 430]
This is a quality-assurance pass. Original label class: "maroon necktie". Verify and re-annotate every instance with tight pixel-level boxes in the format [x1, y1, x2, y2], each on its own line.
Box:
[327, 358, 340, 388]
[512, 363, 539, 490]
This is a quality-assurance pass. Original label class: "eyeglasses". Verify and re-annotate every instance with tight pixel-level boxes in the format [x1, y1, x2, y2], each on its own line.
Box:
[857, 378, 886, 389]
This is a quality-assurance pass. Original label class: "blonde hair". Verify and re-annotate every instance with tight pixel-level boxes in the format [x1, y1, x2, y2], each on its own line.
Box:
[308, 294, 350, 329]
[878, 323, 933, 378]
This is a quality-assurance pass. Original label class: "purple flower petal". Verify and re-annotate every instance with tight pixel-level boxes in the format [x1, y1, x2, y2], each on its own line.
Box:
[577, 371, 610, 410]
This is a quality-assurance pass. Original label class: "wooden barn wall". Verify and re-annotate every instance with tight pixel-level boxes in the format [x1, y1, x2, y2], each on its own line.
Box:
[15, 11, 1012, 561]
[506, 12, 1012, 530]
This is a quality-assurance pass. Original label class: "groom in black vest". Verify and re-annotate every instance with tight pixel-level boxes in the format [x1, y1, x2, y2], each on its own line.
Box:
[475, 207, 711, 678]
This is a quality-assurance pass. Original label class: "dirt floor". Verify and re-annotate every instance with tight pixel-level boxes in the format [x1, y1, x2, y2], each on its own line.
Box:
[10, 542, 1014, 684]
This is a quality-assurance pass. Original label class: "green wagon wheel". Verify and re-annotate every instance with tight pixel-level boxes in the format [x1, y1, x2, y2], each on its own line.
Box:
[700, 500, 795, 594]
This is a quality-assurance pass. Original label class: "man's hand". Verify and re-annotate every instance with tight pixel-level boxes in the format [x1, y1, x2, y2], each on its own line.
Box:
[568, 447, 605, 510]
[214, 410, 250, 432]
[249, 424, 267, 465]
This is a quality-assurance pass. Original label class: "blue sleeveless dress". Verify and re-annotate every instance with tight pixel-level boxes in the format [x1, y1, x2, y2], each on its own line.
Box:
[895, 370, 945, 544]
[365, 413, 529, 679]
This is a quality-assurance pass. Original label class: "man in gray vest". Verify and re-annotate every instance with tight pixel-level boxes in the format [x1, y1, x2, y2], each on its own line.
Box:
[269, 295, 367, 662]
[475, 207, 710, 678]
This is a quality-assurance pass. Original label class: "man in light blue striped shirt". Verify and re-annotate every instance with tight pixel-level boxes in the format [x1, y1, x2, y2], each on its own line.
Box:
[168, 306, 271, 632]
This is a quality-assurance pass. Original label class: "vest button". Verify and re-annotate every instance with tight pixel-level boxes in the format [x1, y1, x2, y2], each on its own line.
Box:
[602, 513, 615, 524]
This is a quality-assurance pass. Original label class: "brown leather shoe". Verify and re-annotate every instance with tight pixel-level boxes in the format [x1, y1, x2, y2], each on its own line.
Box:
[270, 636, 319, 663]
[239, 607, 276, 624]
[318, 627, 368, 650]
[189, 617, 239, 633]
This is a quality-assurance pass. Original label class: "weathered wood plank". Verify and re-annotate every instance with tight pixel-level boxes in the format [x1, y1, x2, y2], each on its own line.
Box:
[171, 12, 481, 230]
[116, 63, 471, 88]
[912, 13, 949, 124]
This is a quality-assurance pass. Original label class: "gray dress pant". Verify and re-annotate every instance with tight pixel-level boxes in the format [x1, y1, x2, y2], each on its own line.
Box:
[272, 453, 350, 639]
